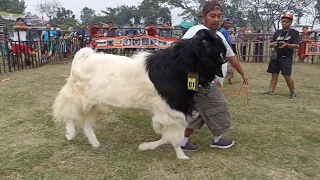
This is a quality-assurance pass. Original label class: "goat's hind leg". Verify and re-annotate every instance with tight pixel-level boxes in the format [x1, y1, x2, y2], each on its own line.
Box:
[66, 119, 76, 141]
[138, 119, 168, 151]
[83, 109, 101, 148]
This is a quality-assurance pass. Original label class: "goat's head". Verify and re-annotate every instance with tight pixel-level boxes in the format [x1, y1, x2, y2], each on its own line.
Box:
[192, 29, 228, 78]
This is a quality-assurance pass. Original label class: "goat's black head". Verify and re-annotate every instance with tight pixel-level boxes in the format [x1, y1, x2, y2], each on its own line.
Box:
[192, 29, 227, 78]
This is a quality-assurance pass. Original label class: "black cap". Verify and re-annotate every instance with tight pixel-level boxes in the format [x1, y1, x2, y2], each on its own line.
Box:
[202, 0, 222, 15]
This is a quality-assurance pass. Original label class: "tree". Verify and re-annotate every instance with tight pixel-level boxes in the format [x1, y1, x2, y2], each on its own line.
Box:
[245, 0, 313, 31]
[24, 12, 39, 18]
[309, 0, 320, 28]
[101, 5, 141, 25]
[37, 0, 62, 22]
[0, 0, 26, 14]
[294, 9, 304, 25]
[162, 0, 206, 22]
[317, 0, 320, 21]
[80, 7, 96, 25]
[137, 0, 172, 25]
[51, 7, 78, 27]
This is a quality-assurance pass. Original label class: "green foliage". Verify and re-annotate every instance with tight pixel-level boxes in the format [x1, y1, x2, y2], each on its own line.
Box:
[0, 0, 26, 14]
[80, 7, 96, 25]
[137, 0, 172, 25]
[100, 5, 140, 25]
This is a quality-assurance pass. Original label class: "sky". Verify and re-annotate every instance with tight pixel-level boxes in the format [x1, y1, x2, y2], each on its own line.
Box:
[24, 0, 184, 25]
[24, 0, 319, 29]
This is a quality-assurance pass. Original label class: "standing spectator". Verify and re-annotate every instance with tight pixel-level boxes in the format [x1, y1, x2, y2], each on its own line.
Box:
[220, 17, 232, 47]
[265, 14, 300, 99]
[41, 23, 55, 56]
[12, 18, 35, 67]
[220, 17, 233, 85]
[229, 27, 238, 54]
[59, 32, 69, 60]
[253, 29, 266, 63]
[298, 27, 315, 63]
[238, 26, 249, 61]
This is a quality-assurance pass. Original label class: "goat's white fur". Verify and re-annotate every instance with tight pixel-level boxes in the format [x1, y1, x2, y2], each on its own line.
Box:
[52, 48, 189, 159]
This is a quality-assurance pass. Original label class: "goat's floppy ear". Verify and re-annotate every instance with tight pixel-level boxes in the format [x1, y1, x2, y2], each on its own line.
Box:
[215, 67, 224, 78]
[194, 29, 207, 39]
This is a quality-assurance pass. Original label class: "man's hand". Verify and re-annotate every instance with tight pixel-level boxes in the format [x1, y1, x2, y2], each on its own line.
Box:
[228, 56, 248, 85]
[242, 75, 249, 85]
[270, 42, 277, 47]
[279, 42, 288, 49]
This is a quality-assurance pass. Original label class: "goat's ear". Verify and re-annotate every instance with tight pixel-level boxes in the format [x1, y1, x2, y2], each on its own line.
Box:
[215, 67, 224, 78]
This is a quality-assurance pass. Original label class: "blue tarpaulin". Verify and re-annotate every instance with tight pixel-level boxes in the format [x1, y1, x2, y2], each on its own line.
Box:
[179, 21, 195, 29]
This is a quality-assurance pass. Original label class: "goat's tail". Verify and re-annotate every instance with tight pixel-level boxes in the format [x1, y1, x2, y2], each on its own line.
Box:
[52, 80, 82, 123]
[72, 47, 95, 65]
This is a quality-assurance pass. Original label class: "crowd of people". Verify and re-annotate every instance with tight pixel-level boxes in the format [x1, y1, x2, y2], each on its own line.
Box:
[87, 22, 174, 38]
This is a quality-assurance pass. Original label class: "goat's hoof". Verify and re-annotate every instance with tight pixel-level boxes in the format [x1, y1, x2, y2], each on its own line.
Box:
[138, 143, 150, 151]
[66, 134, 75, 141]
[92, 142, 100, 149]
[177, 155, 190, 160]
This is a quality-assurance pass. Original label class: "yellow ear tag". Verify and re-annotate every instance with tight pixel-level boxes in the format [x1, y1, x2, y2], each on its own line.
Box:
[187, 72, 199, 91]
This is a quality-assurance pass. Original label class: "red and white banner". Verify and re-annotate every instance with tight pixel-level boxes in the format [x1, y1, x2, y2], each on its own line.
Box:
[305, 42, 320, 55]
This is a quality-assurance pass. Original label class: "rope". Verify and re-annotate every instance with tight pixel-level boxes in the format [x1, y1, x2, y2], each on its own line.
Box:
[215, 81, 249, 108]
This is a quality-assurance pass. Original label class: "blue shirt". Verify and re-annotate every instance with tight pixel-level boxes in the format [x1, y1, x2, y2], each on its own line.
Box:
[42, 30, 56, 44]
[125, 29, 138, 36]
[220, 27, 232, 48]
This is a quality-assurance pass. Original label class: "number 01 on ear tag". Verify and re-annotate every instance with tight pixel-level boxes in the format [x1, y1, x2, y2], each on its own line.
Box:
[187, 73, 199, 91]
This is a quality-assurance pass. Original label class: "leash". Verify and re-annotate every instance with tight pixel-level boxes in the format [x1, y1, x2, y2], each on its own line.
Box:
[214, 81, 249, 108]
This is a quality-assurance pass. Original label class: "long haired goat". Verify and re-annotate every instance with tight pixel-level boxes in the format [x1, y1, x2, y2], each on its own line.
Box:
[52, 29, 227, 160]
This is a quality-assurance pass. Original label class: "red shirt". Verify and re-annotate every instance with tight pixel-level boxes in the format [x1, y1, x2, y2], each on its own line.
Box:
[147, 29, 158, 36]
[88, 25, 99, 37]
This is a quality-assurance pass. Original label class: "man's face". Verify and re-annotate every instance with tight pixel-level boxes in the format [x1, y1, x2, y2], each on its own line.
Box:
[223, 20, 231, 30]
[303, 27, 308, 33]
[46, 24, 51, 30]
[202, 10, 222, 31]
[281, 18, 292, 29]
[130, 25, 134, 29]
[16, 19, 24, 26]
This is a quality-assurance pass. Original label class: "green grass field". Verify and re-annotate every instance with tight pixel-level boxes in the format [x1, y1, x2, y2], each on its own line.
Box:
[0, 62, 319, 180]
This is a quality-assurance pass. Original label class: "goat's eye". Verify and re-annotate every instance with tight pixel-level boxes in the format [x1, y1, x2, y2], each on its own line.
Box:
[202, 40, 207, 44]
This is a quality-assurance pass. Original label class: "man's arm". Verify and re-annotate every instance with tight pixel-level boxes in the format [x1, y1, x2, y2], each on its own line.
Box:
[281, 31, 301, 49]
[216, 31, 248, 84]
[13, 25, 31, 30]
[269, 31, 279, 48]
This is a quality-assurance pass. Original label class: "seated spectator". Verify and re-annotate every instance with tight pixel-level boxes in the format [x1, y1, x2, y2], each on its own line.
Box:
[159, 23, 173, 38]
[125, 24, 138, 36]
[146, 23, 158, 37]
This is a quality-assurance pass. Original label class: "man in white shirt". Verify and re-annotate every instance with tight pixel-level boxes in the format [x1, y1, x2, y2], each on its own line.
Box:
[180, 0, 248, 151]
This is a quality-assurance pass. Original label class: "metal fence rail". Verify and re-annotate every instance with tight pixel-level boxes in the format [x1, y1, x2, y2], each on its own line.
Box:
[1, 28, 319, 75]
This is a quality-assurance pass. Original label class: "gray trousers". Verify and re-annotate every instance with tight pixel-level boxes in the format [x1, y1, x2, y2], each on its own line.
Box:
[187, 83, 231, 136]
